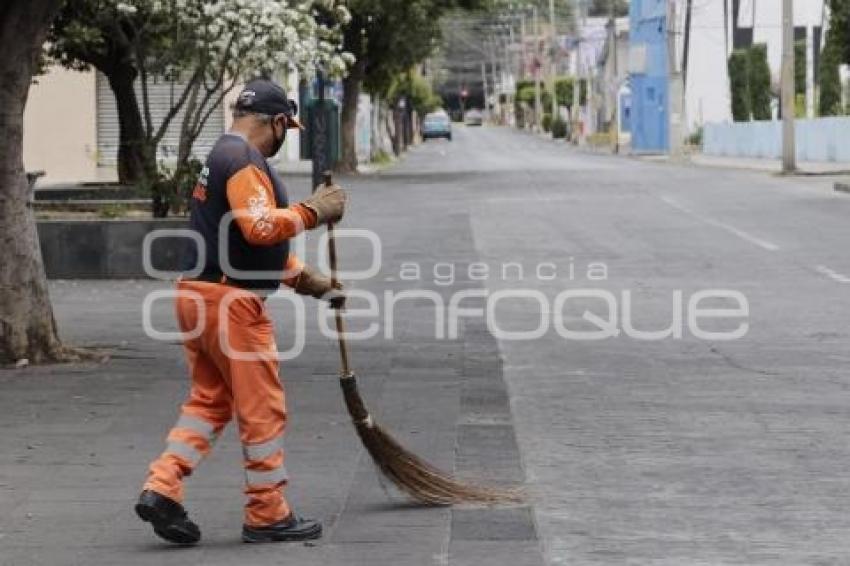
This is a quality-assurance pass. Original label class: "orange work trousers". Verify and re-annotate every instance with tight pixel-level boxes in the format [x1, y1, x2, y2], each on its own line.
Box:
[143, 280, 291, 527]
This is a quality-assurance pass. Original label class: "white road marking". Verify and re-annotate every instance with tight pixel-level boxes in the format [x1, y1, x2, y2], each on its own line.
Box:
[660, 195, 780, 252]
[814, 265, 850, 284]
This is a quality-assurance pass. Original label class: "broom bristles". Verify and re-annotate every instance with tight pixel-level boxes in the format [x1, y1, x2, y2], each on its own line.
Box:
[341, 376, 523, 505]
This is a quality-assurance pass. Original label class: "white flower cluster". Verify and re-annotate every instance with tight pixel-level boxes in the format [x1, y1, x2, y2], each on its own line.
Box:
[131, 0, 354, 78]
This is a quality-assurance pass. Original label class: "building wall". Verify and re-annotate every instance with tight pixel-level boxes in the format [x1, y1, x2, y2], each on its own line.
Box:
[686, 0, 827, 130]
[25, 67, 306, 186]
[24, 66, 101, 184]
[704, 116, 850, 162]
[630, 0, 829, 150]
[629, 0, 669, 152]
[747, 0, 825, 74]
[684, 0, 732, 129]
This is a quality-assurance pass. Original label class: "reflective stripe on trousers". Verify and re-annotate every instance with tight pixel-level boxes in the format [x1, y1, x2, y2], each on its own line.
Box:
[162, 414, 220, 466]
[143, 281, 292, 526]
[243, 434, 288, 486]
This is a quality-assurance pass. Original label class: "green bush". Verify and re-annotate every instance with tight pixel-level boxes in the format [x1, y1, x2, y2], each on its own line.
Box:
[515, 80, 542, 105]
[728, 44, 773, 121]
[819, 26, 844, 115]
[795, 40, 807, 96]
[551, 118, 568, 139]
[554, 77, 587, 109]
[829, 0, 850, 65]
[542, 114, 553, 133]
[687, 127, 703, 147]
[728, 50, 751, 121]
[387, 72, 442, 115]
[516, 79, 586, 110]
[748, 44, 772, 120]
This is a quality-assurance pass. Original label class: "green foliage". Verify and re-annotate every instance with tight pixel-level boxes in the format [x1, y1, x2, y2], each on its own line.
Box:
[748, 44, 772, 120]
[551, 118, 568, 139]
[820, 4, 846, 115]
[828, 0, 850, 65]
[371, 149, 394, 164]
[516, 77, 585, 109]
[48, 2, 189, 77]
[387, 72, 443, 115]
[139, 157, 204, 217]
[795, 93, 807, 118]
[794, 40, 807, 96]
[515, 80, 540, 105]
[98, 203, 128, 219]
[346, 0, 475, 97]
[687, 127, 704, 147]
[49, 0, 348, 199]
[728, 45, 773, 121]
[554, 77, 587, 108]
[541, 113, 553, 133]
[727, 50, 751, 121]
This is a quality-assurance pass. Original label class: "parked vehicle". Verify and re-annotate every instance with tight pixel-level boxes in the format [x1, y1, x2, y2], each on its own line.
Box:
[422, 112, 452, 141]
[465, 109, 483, 126]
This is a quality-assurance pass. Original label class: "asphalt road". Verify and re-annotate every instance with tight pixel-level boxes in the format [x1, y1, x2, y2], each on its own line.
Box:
[3, 124, 850, 565]
[411, 125, 850, 564]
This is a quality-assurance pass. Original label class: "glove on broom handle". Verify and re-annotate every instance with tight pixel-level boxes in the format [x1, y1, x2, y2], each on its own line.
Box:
[323, 171, 353, 378]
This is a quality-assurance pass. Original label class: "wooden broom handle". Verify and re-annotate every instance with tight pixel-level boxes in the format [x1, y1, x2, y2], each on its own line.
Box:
[323, 171, 353, 378]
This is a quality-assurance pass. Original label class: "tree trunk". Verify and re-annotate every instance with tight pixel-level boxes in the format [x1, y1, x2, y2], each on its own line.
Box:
[0, 0, 68, 364]
[391, 106, 403, 156]
[370, 97, 392, 159]
[370, 95, 382, 160]
[107, 67, 155, 185]
[169, 86, 201, 217]
[337, 60, 366, 174]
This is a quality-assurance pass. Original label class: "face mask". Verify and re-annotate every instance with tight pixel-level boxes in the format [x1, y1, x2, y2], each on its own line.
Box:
[269, 119, 286, 156]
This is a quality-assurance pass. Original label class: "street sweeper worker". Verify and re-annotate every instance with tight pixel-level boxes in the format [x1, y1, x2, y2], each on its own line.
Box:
[134, 78, 347, 545]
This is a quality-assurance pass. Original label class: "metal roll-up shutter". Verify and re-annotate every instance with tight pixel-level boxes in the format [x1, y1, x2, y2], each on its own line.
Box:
[96, 72, 225, 166]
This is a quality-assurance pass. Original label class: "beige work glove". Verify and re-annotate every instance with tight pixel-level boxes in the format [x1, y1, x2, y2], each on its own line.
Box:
[303, 184, 347, 226]
[294, 264, 345, 309]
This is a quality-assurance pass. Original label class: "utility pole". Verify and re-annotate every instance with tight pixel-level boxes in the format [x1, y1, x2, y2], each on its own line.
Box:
[481, 61, 489, 122]
[609, 0, 619, 153]
[667, 0, 684, 159]
[572, 0, 585, 142]
[491, 38, 501, 123]
[572, 33, 580, 138]
[533, 6, 542, 132]
[520, 15, 527, 80]
[549, 0, 559, 130]
[781, 0, 797, 173]
[508, 25, 516, 126]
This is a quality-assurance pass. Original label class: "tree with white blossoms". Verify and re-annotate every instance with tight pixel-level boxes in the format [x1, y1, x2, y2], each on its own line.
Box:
[0, 0, 352, 367]
[50, 0, 352, 216]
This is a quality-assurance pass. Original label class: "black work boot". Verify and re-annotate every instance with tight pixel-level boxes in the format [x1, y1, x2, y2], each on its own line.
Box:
[135, 490, 201, 545]
[242, 514, 323, 543]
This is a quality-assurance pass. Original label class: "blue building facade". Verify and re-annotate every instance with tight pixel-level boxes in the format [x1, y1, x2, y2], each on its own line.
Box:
[628, 0, 669, 152]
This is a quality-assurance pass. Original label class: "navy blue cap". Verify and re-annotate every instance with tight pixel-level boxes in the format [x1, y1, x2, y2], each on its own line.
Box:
[235, 78, 303, 129]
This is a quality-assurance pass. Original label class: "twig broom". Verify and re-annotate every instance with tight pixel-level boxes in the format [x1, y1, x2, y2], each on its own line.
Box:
[323, 172, 521, 506]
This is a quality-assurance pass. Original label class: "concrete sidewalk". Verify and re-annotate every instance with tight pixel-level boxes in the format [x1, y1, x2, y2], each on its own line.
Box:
[0, 172, 541, 566]
[646, 152, 850, 176]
